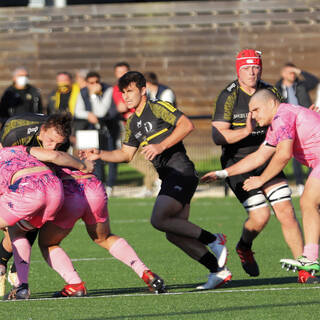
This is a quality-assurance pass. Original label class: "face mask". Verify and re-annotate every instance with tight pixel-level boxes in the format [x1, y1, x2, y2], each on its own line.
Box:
[58, 83, 71, 94]
[16, 76, 29, 87]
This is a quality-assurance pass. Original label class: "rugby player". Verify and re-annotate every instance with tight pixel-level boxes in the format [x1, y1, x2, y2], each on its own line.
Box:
[0, 112, 73, 296]
[81, 71, 231, 290]
[38, 166, 165, 297]
[0, 145, 93, 299]
[203, 89, 320, 283]
[210, 49, 304, 279]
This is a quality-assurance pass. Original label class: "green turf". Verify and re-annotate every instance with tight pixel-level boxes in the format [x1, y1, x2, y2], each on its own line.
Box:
[1, 197, 319, 320]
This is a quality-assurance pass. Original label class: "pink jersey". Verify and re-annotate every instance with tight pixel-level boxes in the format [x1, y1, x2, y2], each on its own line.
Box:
[265, 103, 320, 168]
[0, 145, 48, 191]
[52, 167, 108, 229]
[0, 146, 64, 228]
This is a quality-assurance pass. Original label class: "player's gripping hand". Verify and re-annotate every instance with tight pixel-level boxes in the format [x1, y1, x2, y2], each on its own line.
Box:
[141, 144, 164, 161]
[200, 170, 228, 183]
[79, 148, 101, 161]
[243, 176, 264, 191]
[81, 159, 95, 173]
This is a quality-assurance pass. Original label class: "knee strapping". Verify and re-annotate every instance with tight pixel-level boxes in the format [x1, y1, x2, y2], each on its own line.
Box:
[266, 184, 292, 205]
[243, 193, 268, 212]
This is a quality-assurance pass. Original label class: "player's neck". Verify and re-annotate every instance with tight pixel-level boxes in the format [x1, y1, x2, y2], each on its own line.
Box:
[135, 96, 147, 115]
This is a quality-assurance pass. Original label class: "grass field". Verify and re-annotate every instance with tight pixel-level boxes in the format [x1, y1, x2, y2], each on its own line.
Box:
[1, 197, 319, 320]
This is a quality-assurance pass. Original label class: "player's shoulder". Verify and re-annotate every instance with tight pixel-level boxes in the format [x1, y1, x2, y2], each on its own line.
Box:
[149, 99, 176, 112]
[217, 80, 239, 100]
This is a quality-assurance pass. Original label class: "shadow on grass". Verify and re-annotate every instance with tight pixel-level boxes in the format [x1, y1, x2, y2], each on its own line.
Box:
[29, 275, 301, 300]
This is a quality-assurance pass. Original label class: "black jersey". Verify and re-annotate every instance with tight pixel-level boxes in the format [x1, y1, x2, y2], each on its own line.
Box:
[0, 113, 47, 147]
[123, 100, 195, 178]
[212, 80, 282, 158]
[0, 113, 69, 151]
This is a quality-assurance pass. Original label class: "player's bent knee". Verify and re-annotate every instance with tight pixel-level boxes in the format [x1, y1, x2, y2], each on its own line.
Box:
[243, 193, 268, 212]
[266, 184, 292, 206]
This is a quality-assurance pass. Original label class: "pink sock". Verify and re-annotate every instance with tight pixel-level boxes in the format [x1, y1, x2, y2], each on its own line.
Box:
[46, 247, 82, 284]
[109, 238, 148, 278]
[303, 244, 319, 262]
[12, 237, 31, 286]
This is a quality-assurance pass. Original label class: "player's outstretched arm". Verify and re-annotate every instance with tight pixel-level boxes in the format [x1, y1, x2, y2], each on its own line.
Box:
[200, 143, 275, 183]
[243, 140, 293, 191]
[29, 147, 94, 173]
[82, 144, 137, 163]
[141, 115, 193, 161]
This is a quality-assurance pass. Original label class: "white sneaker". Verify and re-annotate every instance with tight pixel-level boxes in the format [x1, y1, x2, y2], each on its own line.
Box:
[208, 233, 227, 268]
[197, 267, 232, 290]
[0, 264, 6, 297]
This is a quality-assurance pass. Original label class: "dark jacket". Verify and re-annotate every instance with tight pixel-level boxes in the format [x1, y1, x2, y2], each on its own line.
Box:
[0, 84, 43, 121]
[275, 71, 319, 108]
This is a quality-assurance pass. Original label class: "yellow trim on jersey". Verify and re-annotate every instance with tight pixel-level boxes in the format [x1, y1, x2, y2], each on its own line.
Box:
[239, 86, 254, 96]
[232, 122, 246, 126]
[140, 128, 168, 147]
[157, 101, 176, 112]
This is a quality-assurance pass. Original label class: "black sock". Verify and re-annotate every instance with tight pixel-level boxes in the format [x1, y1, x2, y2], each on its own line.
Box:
[238, 237, 252, 250]
[198, 252, 218, 273]
[0, 239, 13, 267]
[198, 230, 216, 245]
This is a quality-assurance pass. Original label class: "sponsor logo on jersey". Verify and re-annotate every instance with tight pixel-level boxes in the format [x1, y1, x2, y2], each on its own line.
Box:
[137, 120, 142, 128]
[227, 82, 236, 92]
[174, 185, 182, 191]
[27, 126, 38, 135]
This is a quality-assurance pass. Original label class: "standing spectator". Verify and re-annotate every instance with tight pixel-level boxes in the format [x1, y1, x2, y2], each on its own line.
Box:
[112, 62, 135, 120]
[0, 67, 42, 125]
[145, 71, 177, 107]
[47, 72, 80, 116]
[74, 71, 121, 195]
[211, 50, 304, 280]
[275, 63, 319, 195]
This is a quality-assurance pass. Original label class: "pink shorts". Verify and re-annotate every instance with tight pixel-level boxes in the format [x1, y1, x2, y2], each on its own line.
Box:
[52, 176, 109, 229]
[0, 171, 64, 228]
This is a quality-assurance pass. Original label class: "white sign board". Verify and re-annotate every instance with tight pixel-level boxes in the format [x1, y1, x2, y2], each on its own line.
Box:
[76, 130, 99, 149]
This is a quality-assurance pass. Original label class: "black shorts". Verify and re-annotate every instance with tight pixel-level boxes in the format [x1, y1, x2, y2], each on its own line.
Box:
[158, 171, 199, 206]
[221, 155, 286, 204]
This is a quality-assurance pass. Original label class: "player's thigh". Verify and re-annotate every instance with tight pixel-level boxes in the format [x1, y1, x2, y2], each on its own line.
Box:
[38, 222, 72, 247]
[301, 173, 320, 208]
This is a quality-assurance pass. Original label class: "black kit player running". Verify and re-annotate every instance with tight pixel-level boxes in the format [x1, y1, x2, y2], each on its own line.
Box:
[123, 99, 198, 205]
[83, 71, 231, 290]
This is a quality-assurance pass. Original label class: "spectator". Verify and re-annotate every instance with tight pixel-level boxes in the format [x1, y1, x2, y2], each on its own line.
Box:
[275, 63, 319, 195]
[47, 71, 80, 116]
[74, 71, 121, 196]
[145, 71, 177, 107]
[75, 69, 88, 90]
[112, 61, 135, 120]
[0, 67, 42, 125]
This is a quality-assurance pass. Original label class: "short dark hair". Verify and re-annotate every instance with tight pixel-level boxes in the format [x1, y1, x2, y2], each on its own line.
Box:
[56, 71, 72, 80]
[114, 61, 130, 70]
[284, 62, 296, 68]
[43, 112, 72, 138]
[85, 71, 101, 81]
[144, 72, 158, 85]
[118, 71, 146, 92]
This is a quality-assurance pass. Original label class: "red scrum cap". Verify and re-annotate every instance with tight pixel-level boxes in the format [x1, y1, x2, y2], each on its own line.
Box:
[236, 49, 262, 76]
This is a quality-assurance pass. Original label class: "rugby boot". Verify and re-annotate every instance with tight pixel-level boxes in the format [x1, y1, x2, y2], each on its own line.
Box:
[298, 270, 319, 284]
[208, 233, 228, 268]
[142, 270, 166, 294]
[197, 267, 232, 290]
[236, 242, 259, 277]
[52, 281, 87, 298]
[7, 283, 30, 300]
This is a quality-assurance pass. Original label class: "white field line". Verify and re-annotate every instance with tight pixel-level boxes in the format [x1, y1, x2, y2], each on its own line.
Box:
[1, 285, 320, 303]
